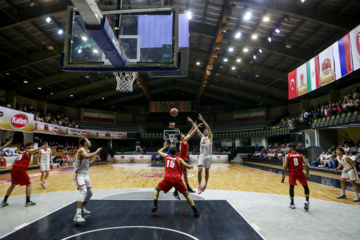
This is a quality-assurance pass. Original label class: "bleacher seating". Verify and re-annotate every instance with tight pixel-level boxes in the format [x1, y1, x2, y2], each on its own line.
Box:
[211, 117, 278, 133]
[77, 120, 139, 132]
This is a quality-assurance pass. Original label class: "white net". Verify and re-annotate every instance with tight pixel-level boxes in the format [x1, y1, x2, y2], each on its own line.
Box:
[114, 72, 138, 92]
[169, 134, 178, 147]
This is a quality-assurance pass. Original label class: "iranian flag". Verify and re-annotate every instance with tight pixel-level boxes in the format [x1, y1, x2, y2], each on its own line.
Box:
[234, 108, 266, 122]
[83, 108, 115, 122]
[306, 56, 320, 92]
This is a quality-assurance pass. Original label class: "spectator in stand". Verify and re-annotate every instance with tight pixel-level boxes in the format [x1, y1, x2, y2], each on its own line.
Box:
[347, 138, 355, 147]
[328, 145, 337, 153]
[324, 152, 335, 168]
[310, 151, 325, 167]
[342, 143, 350, 153]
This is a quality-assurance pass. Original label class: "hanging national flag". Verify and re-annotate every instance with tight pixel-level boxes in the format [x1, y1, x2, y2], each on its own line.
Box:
[233, 108, 265, 122]
[349, 24, 360, 71]
[83, 108, 115, 122]
[288, 69, 297, 99]
[306, 56, 320, 92]
[318, 46, 336, 87]
[333, 33, 353, 80]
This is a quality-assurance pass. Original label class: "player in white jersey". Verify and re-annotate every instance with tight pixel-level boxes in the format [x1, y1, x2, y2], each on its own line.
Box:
[193, 113, 213, 194]
[39, 142, 53, 188]
[334, 148, 360, 202]
[73, 138, 102, 223]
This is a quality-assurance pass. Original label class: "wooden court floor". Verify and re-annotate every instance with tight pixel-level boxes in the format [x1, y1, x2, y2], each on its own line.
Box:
[0, 163, 359, 206]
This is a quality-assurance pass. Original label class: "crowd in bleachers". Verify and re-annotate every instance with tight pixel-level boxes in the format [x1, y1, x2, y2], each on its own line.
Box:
[310, 137, 360, 170]
[266, 87, 360, 130]
[252, 142, 290, 160]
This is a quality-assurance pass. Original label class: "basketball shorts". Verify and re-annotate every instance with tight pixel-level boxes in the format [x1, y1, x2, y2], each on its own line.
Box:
[158, 178, 187, 194]
[289, 171, 307, 186]
[73, 174, 92, 189]
[11, 166, 31, 186]
[341, 168, 358, 181]
[197, 155, 212, 169]
[40, 162, 50, 172]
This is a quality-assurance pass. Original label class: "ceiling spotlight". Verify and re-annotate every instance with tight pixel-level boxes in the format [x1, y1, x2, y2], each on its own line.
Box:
[23, 80, 28, 83]
[268, 36, 272, 42]
[196, 61, 200, 65]
[228, 47, 234, 52]
[78, 49, 82, 54]
[223, 58, 228, 62]
[253, 55, 257, 60]
[186, 11, 192, 20]
[243, 11, 252, 21]
[235, 32, 241, 39]
[284, 15, 289, 22]
[263, 16, 270, 22]
[47, 45, 54, 50]
[255, 74, 260, 78]
[38, 87, 42, 90]
[29, 0, 36, 7]
[243, 48, 248, 53]
[259, 49, 263, 53]
[251, 34, 258, 40]
[57, 28, 64, 35]
[70, 95, 74, 97]
[285, 43, 292, 49]
[45, 17, 52, 23]
[301, 0, 305, 2]
[84, 75, 90, 79]
[50, 92, 54, 95]
[275, 28, 281, 34]
[102, 97, 105, 100]
[231, 66, 236, 70]
[93, 49, 99, 54]
[82, 36, 88, 41]
[236, 58, 241, 63]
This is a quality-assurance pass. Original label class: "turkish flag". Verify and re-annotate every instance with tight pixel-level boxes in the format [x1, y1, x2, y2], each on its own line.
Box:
[288, 69, 297, 99]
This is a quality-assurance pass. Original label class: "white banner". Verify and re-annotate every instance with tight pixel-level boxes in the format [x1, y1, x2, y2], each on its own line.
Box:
[189, 155, 228, 163]
[114, 155, 151, 163]
[318, 46, 336, 87]
[0, 106, 34, 132]
[350, 24, 360, 71]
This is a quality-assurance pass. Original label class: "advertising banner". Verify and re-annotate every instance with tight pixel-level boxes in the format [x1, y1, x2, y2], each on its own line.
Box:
[0, 106, 34, 132]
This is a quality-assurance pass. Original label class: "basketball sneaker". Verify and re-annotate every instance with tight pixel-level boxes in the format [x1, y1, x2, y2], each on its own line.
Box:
[200, 185, 206, 193]
[173, 191, 181, 200]
[25, 201, 36, 207]
[197, 187, 202, 195]
[289, 204, 296, 209]
[281, 175, 285, 183]
[304, 201, 310, 211]
[41, 182, 46, 188]
[82, 208, 91, 215]
[1, 201, 9, 207]
[336, 194, 346, 199]
[187, 187, 196, 193]
[151, 206, 158, 212]
[353, 198, 360, 202]
[73, 213, 85, 223]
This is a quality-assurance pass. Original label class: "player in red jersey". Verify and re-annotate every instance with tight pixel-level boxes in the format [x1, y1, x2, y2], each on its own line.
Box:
[172, 118, 203, 200]
[152, 141, 200, 217]
[283, 144, 311, 211]
[1, 142, 45, 207]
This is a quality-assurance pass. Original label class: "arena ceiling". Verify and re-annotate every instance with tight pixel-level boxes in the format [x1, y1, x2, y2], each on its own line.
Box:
[0, 0, 360, 111]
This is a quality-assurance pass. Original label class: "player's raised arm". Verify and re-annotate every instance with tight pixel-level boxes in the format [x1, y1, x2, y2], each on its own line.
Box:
[302, 155, 311, 180]
[184, 123, 203, 143]
[179, 158, 193, 169]
[27, 145, 45, 155]
[0, 137, 12, 151]
[189, 117, 203, 138]
[157, 141, 170, 158]
[79, 147, 102, 159]
[186, 117, 196, 135]
[199, 113, 213, 140]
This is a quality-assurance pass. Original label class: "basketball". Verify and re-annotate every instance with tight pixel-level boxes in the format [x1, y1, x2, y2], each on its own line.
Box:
[170, 108, 178, 117]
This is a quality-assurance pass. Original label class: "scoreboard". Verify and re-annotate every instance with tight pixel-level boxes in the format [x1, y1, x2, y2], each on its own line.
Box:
[149, 101, 199, 112]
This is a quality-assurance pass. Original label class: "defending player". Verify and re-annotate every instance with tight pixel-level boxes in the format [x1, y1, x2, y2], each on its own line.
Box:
[73, 138, 102, 223]
[152, 141, 200, 217]
[39, 142, 54, 188]
[283, 144, 311, 211]
[1, 141, 44, 207]
[195, 113, 213, 194]
[334, 148, 359, 202]
[173, 118, 203, 200]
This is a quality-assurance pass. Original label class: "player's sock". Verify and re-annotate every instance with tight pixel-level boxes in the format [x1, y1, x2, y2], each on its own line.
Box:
[3, 195, 9, 202]
[306, 196, 309, 202]
[290, 199, 294, 205]
[26, 196, 30, 203]
[153, 199, 158, 207]
[355, 191, 359, 199]
[76, 208, 82, 215]
[341, 189, 345, 195]
[192, 206, 200, 217]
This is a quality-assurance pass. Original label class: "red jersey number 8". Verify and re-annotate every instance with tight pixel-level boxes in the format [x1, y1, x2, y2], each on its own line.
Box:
[293, 158, 299, 166]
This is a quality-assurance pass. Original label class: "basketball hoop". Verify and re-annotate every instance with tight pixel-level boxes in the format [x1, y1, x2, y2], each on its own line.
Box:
[114, 72, 138, 92]
[169, 134, 177, 147]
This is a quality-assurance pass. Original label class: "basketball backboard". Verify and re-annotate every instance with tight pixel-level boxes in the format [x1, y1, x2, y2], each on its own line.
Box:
[163, 130, 180, 141]
[61, 5, 189, 76]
